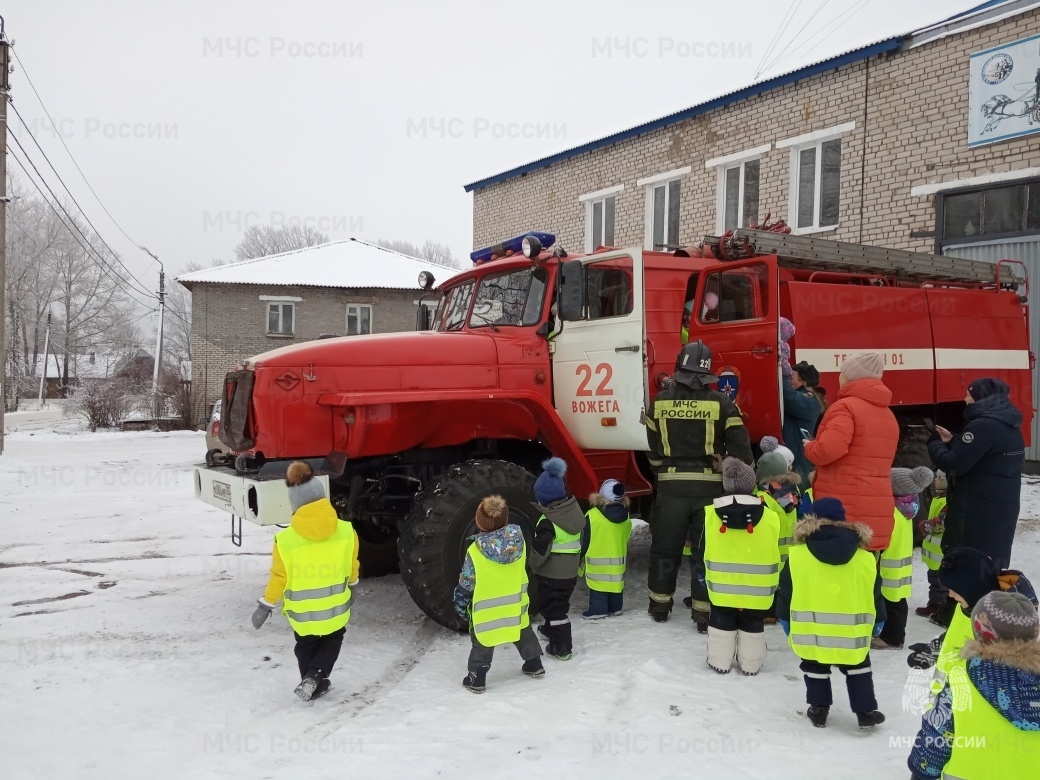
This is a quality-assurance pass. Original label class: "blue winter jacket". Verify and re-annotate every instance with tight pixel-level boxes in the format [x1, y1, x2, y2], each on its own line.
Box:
[908, 638, 1040, 779]
[782, 383, 821, 485]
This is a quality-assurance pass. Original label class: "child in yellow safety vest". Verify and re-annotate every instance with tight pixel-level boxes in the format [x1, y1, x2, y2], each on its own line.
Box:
[581, 479, 633, 619]
[698, 457, 781, 676]
[908, 590, 1040, 780]
[776, 497, 888, 729]
[529, 457, 587, 661]
[251, 461, 360, 701]
[753, 449, 802, 625]
[915, 470, 948, 620]
[874, 466, 933, 650]
[453, 495, 544, 693]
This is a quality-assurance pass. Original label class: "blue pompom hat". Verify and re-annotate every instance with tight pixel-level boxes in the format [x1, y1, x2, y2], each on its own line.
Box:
[534, 457, 568, 505]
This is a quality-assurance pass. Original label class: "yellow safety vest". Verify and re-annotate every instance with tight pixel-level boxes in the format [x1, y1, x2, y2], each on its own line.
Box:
[942, 662, 1040, 779]
[584, 507, 633, 594]
[932, 607, 974, 696]
[468, 542, 530, 648]
[545, 516, 581, 555]
[703, 503, 781, 610]
[881, 509, 913, 601]
[922, 496, 947, 572]
[756, 489, 796, 568]
[787, 544, 876, 665]
[275, 522, 355, 637]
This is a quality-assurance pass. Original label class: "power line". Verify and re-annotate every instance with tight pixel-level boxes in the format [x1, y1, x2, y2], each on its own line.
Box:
[767, 0, 872, 73]
[8, 99, 155, 299]
[9, 46, 157, 271]
[754, 0, 803, 79]
[8, 145, 157, 309]
[759, 0, 831, 76]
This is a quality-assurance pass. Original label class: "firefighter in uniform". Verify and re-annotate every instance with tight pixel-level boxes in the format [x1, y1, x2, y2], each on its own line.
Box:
[644, 340, 754, 627]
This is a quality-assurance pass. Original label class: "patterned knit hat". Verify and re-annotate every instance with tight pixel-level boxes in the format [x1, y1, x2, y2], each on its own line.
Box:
[971, 591, 1040, 643]
[599, 479, 626, 503]
[475, 495, 508, 532]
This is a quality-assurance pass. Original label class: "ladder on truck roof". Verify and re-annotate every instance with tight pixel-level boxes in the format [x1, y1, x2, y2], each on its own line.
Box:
[707, 229, 1025, 287]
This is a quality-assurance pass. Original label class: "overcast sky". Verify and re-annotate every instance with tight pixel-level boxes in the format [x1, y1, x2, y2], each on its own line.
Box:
[6, 0, 983, 293]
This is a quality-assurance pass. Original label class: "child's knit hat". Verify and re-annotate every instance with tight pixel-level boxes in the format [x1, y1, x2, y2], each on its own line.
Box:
[286, 461, 326, 513]
[891, 466, 933, 498]
[475, 495, 509, 532]
[599, 479, 626, 503]
[971, 591, 1039, 643]
[756, 452, 788, 483]
[534, 457, 568, 505]
[722, 457, 756, 495]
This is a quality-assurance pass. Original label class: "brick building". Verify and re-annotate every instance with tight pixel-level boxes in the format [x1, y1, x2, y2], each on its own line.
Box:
[177, 239, 450, 424]
[466, 0, 1040, 458]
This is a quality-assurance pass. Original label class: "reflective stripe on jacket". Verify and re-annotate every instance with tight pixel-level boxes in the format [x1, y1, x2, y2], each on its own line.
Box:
[881, 509, 913, 601]
[275, 522, 355, 637]
[787, 544, 876, 665]
[703, 504, 781, 610]
[584, 507, 633, 594]
[468, 543, 530, 648]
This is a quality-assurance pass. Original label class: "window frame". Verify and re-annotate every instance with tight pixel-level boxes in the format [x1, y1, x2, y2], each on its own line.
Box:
[638, 167, 690, 250]
[698, 264, 769, 326]
[935, 176, 1040, 249]
[345, 303, 373, 336]
[579, 185, 623, 253]
[779, 122, 854, 235]
[265, 300, 295, 337]
[707, 145, 769, 234]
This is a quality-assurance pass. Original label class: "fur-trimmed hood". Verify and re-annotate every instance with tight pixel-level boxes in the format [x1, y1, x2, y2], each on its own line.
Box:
[960, 639, 1040, 731]
[792, 514, 873, 566]
[588, 492, 631, 523]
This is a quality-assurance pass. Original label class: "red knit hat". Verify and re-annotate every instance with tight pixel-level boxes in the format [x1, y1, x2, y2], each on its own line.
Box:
[475, 495, 508, 532]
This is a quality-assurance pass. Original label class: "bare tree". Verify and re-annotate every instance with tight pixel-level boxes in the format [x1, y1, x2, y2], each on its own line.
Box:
[376, 238, 463, 269]
[234, 224, 329, 261]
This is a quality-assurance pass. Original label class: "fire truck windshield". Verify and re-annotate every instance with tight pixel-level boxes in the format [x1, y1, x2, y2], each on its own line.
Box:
[468, 267, 547, 329]
[434, 281, 475, 332]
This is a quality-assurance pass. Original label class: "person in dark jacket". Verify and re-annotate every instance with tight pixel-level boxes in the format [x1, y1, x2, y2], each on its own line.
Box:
[530, 457, 587, 660]
[645, 340, 754, 628]
[928, 378, 1025, 571]
[782, 360, 822, 484]
[908, 591, 1040, 779]
[776, 497, 887, 729]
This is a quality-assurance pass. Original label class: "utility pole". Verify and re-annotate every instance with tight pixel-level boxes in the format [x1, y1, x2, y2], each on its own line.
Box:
[0, 19, 10, 454]
[38, 311, 51, 402]
[142, 247, 164, 420]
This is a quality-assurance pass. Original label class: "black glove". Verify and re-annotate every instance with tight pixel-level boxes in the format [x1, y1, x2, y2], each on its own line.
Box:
[906, 635, 944, 669]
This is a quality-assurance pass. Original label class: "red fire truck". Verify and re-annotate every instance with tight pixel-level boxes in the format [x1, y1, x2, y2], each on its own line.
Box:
[193, 229, 1033, 629]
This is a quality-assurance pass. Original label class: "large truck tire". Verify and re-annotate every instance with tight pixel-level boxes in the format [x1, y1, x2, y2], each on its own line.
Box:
[399, 459, 538, 630]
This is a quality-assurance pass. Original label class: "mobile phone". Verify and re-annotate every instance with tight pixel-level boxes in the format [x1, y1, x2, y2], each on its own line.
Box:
[923, 418, 936, 435]
[799, 428, 814, 441]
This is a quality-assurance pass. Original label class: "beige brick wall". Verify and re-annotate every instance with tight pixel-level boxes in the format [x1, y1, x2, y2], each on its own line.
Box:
[472, 9, 1040, 255]
[186, 283, 423, 424]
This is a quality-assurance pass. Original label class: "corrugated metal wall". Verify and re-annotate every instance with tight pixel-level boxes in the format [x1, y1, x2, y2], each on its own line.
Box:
[943, 238, 1040, 461]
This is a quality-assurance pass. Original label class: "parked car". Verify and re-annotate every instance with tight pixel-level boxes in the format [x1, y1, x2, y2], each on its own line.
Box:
[204, 399, 230, 466]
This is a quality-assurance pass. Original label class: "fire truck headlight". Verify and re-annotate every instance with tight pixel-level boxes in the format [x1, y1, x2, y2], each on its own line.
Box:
[418, 271, 435, 290]
[522, 235, 542, 259]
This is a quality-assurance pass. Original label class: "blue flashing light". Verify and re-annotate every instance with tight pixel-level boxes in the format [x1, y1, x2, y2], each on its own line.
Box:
[470, 231, 556, 264]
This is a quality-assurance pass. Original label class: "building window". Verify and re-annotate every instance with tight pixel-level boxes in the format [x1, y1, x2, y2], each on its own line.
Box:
[580, 185, 622, 252]
[638, 167, 690, 250]
[779, 122, 853, 234]
[267, 302, 294, 336]
[940, 180, 1040, 243]
[346, 304, 373, 335]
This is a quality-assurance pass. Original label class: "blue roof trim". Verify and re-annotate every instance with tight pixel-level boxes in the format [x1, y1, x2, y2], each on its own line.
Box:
[464, 37, 906, 193]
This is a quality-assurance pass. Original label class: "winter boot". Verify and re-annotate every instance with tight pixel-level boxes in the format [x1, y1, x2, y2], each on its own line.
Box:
[545, 644, 573, 660]
[294, 669, 325, 701]
[311, 679, 332, 700]
[463, 667, 488, 694]
[537, 623, 550, 638]
[735, 630, 767, 676]
[857, 710, 886, 729]
[648, 597, 673, 623]
[871, 636, 903, 650]
[582, 610, 607, 620]
[522, 658, 545, 677]
[914, 604, 938, 619]
[706, 627, 737, 674]
[806, 705, 829, 728]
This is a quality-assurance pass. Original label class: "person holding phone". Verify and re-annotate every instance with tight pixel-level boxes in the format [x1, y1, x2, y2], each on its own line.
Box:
[782, 361, 822, 484]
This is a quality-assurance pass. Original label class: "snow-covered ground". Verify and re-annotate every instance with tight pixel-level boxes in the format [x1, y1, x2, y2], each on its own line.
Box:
[2, 426, 1038, 780]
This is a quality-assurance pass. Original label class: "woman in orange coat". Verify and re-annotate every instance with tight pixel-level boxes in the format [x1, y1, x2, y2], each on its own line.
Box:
[803, 352, 899, 551]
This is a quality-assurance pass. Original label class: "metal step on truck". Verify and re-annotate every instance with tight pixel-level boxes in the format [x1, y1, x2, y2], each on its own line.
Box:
[193, 229, 1034, 629]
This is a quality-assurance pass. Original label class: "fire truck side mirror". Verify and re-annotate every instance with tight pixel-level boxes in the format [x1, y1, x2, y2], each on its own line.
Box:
[559, 260, 585, 321]
[415, 305, 433, 331]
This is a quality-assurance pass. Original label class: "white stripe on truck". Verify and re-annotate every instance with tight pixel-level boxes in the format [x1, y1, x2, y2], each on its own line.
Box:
[795, 348, 1030, 373]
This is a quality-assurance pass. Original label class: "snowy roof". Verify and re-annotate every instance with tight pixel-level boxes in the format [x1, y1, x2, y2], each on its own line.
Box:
[176, 238, 458, 290]
[464, 0, 1033, 192]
